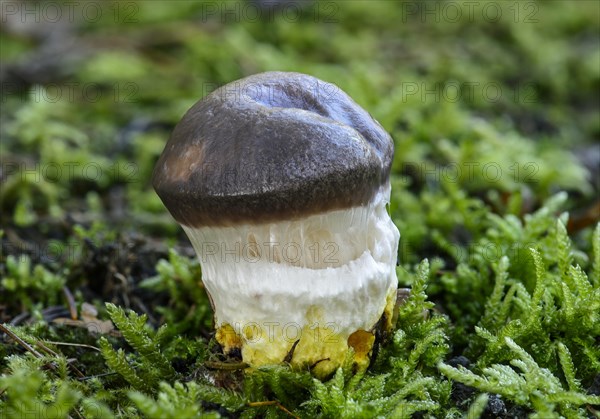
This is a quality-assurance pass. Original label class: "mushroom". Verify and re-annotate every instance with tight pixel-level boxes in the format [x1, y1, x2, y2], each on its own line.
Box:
[152, 72, 399, 375]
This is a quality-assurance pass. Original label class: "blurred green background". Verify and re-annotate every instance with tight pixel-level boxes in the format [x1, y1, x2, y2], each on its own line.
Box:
[1, 0, 599, 314]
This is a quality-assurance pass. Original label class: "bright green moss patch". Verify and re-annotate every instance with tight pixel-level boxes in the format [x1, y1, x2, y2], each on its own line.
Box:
[2, 220, 598, 416]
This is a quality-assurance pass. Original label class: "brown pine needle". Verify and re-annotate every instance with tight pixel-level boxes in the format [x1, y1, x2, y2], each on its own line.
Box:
[62, 286, 78, 320]
[41, 340, 101, 352]
[0, 323, 43, 358]
[248, 401, 299, 419]
[35, 341, 59, 357]
[204, 361, 249, 370]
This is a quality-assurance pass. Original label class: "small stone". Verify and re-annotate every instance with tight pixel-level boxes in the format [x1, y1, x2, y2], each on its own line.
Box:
[447, 355, 471, 369]
[483, 394, 507, 417]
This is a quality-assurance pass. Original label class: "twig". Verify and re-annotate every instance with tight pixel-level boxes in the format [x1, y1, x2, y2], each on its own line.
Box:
[41, 340, 101, 352]
[65, 359, 86, 379]
[9, 311, 30, 326]
[62, 286, 78, 320]
[35, 340, 59, 357]
[72, 406, 85, 419]
[0, 323, 43, 358]
[248, 401, 299, 419]
[77, 371, 118, 381]
[35, 341, 86, 378]
[204, 361, 249, 370]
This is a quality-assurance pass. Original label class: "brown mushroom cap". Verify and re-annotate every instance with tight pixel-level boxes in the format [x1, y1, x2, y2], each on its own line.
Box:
[152, 71, 394, 227]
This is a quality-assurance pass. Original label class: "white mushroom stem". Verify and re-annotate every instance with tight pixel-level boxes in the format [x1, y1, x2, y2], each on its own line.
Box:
[182, 184, 399, 366]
